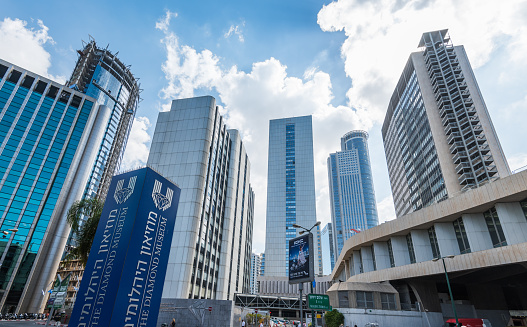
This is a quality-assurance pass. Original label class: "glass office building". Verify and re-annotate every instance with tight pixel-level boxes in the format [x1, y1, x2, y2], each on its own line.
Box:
[264, 115, 322, 277]
[0, 59, 108, 313]
[382, 30, 510, 217]
[147, 96, 254, 300]
[321, 223, 335, 275]
[328, 131, 378, 258]
[67, 39, 140, 200]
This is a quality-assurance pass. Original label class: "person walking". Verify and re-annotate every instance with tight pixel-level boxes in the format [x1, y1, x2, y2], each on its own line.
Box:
[171, 318, 176, 327]
[242, 319, 246, 327]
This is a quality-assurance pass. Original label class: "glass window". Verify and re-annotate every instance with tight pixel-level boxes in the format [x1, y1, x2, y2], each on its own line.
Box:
[338, 291, 349, 308]
[381, 293, 397, 310]
[356, 291, 374, 309]
[453, 218, 470, 254]
[387, 240, 395, 267]
[406, 234, 416, 264]
[484, 207, 507, 248]
[520, 198, 527, 221]
[428, 226, 441, 259]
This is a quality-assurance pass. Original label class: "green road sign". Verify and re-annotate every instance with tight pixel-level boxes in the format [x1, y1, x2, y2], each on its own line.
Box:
[307, 294, 330, 310]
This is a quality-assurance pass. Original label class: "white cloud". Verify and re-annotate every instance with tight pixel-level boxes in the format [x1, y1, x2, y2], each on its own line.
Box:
[121, 117, 152, 170]
[224, 22, 245, 43]
[317, 0, 527, 126]
[377, 195, 396, 224]
[155, 10, 178, 32]
[0, 18, 65, 83]
[157, 18, 371, 253]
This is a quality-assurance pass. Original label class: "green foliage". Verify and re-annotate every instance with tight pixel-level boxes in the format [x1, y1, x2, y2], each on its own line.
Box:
[65, 197, 104, 266]
[324, 309, 344, 327]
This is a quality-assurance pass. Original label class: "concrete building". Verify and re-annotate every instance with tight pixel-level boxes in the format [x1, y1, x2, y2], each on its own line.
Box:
[321, 223, 336, 274]
[147, 96, 254, 301]
[264, 115, 322, 278]
[330, 169, 527, 327]
[382, 29, 510, 218]
[250, 253, 263, 294]
[0, 59, 108, 313]
[328, 131, 378, 258]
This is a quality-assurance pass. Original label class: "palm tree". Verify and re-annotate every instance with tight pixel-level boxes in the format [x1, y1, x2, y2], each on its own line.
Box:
[65, 197, 104, 266]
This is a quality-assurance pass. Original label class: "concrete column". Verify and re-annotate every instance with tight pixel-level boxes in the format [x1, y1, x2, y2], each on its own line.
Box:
[434, 222, 460, 256]
[373, 241, 391, 270]
[360, 247, 375, 272]
[411, 230, 433, 263]
[352, 250, 362, 275]
[462, 213, 493, 252]
[391, 236, 411, 266]
[495, 202, 527, 245]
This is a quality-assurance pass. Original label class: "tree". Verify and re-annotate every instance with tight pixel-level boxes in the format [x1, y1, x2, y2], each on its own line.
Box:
[324, 309, 344, 327]
[65, 197, 104, 266]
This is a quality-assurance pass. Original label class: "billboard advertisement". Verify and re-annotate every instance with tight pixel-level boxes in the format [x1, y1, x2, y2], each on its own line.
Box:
[68, 167, 181, 327]
[288, 233, 314, 284]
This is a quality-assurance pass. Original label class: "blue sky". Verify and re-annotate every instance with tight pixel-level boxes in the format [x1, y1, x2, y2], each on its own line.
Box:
[2, 0, 527, 255]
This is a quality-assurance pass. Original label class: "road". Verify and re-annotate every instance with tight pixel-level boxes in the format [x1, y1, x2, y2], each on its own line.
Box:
[0, 321, 59, 327]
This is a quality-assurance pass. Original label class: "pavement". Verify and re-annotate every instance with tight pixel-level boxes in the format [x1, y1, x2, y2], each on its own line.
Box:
[0, 321, 67, 327]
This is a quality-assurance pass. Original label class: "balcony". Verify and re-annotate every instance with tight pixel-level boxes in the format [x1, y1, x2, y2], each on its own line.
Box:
[452, 151, 467, 163]
[449, 141, 464, 154]
[446, 132, 461, 144]
[458, 172, 475, 185]
[442, 114, 456, 127]
[456, 162, 471, 174]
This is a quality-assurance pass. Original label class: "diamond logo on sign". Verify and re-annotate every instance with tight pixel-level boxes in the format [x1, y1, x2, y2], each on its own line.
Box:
[152, 179, 173, 211]
[114, 176, 137, 204]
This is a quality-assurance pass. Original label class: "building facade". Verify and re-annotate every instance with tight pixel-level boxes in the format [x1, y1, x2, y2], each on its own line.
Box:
[147, 96, 254, 300]
[382, 29, 510, 218]
[321, 223, 335, 275]
[0, 59, 108, 313]
[250, 253, 263, 294]
[66, 39, 140, 200]
[330, 169, 527, 327]
[264, 115, 322, 277]
[328, 130, 378, 258]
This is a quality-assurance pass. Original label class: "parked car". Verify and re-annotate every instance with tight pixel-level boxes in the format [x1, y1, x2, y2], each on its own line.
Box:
[446, 318, 492, 327]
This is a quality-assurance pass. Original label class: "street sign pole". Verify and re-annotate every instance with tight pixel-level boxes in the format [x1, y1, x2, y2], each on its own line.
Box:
[299, 283, 303, 327]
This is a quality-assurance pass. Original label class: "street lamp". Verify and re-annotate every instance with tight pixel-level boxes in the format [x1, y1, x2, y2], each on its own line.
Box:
[292, 222, 320, 326]
[432, 255, 459, 327]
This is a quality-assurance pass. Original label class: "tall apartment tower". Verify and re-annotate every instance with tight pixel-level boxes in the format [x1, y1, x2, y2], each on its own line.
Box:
[328, 130, 379, 258]
[147, 96, 254, 300]
[383, 30, 510, 218]
[264, 115, 323, 277]
[321, 223, 336, 275]
[0, 60, 108, 313]
[66, 39, 140, 200]
[250, 253, 263, 294]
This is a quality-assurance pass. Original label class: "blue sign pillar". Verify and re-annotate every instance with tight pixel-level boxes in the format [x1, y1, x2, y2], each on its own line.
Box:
[69, 167, 181, 327]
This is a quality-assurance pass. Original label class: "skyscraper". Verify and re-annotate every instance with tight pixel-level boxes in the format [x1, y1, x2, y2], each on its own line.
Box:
[66, 39, 140, 200]
[264, 115, 322, 277]
[321, 223, 335, 275]
[0, 59, 108, 313]
[328, 130, 378, 258]
[382, 29, 510, 218]
[250, 253, 263, 294]
[147, 96, 254, 300]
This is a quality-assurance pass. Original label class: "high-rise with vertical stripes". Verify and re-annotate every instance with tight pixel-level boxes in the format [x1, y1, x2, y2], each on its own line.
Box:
[0, 59, 109, 313]
[383, 29, 510, 218]
[147, 96, 254, 300]
[264, 115, 322, 277]
[328, 130, 378, 259]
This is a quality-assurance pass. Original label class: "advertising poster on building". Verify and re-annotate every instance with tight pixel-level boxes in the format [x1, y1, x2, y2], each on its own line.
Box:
[68, 167, 181, 327]
[288, 233, 314, 283]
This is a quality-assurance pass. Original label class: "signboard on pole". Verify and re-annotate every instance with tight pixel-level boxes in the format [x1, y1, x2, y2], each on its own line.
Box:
[47, 274, 71, 309]
[288, 233, 314, 284]
[68, 167, 181, 327]
[307, 294, 330, 310]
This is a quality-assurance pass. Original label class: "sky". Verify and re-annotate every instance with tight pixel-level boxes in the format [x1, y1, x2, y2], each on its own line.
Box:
[1, 0, 527, 256]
